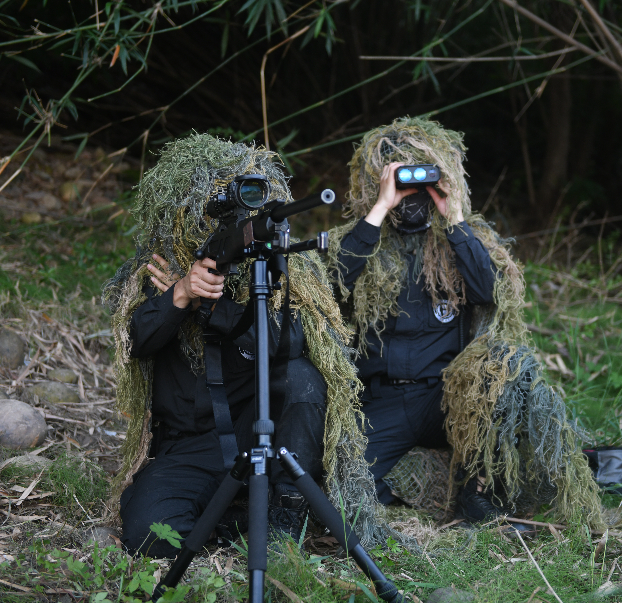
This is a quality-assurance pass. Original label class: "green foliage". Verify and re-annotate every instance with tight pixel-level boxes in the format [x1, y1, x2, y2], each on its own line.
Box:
[190, 568, 226, 602]
[0, 527, 196, 602]
[150, 522, 183, 549]
[523, 257, 622, 446]
[0, 206, 137, 322]
[1, 450, 109, 513]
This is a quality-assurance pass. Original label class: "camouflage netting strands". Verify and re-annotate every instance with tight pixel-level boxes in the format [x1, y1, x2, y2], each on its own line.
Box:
[102, 133, 386, 546]
[327, 116, 604, 528]
[383, 447, 452, 520]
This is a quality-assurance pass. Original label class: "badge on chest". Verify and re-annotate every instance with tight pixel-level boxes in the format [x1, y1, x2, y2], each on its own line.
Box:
[433, 299, 456, 323]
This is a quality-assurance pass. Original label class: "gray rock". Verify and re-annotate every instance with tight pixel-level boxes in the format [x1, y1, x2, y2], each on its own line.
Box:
[10, 453, 52, 470]
[0, 399, 47, 449]
[425, 587, 475, 603]
[0, 329, 25, 369]
[28, 381, 80, 404]
[48, 368, 79, 384]
[593, 581, 622, 599]
[81, 526, 121, 548]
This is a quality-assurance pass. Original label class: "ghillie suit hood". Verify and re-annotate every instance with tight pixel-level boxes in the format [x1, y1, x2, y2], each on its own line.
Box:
[102, 133, 385, 545]
[327, 117, 603, 527]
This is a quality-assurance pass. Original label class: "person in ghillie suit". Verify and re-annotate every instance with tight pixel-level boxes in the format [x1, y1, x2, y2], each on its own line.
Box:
[326, 116, 603, 529]
[102, 133, 383, 557]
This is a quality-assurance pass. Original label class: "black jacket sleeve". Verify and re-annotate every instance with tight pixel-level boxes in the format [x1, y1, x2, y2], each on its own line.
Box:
[130, 284, 191, 358]
[333, 218, 381, 293]
[445, 222, 496, 305]
[335, 218, 496, 305]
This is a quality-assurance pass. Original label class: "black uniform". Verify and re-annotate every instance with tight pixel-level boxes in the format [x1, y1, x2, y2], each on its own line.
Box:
[335, 218, 496, 503]
[120, 284, 326, 557]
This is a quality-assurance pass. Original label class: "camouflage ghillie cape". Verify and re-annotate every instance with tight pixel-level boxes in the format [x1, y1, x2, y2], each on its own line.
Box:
[327, 117, 603, 528]
[102, 133, 385, 545]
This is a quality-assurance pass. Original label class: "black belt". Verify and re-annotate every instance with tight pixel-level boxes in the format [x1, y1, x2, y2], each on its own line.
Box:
[367, 375, 440, 398]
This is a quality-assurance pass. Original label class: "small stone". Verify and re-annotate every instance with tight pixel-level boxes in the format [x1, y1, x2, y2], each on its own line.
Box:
[81, 526, 121, 548]
[425, 588, 475, 603]
[59, 181, 78, 203]
[28, 381, 81, 404]
[21, 211, 42, 225]
[64, 166, 82, 179]
[41, 193, 61, 210]
[48, 368, 79, 384]
[0, 328, 26, 369]
[0, 399, 47, 450]
[593, 581, 622, 599]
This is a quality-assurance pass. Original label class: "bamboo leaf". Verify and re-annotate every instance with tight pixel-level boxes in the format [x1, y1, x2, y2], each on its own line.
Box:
[7, 54, 41, 73]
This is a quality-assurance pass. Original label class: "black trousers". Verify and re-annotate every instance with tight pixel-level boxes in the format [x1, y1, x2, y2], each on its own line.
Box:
[361, 378, 448, 504]
[120, 357, 326, 558]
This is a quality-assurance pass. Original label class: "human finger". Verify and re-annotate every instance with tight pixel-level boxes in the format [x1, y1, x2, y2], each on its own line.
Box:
[437, 178, 451, 196]
[426, 185, 443, 205]
[152, 253, 170, 270]
[147, 263, 176, 284]
[195, 265, 225, 286]
[150, 275, 171, 293]
[192, 281, 224, 299]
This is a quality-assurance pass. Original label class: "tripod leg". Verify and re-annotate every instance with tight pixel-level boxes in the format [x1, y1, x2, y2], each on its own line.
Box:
[278, 448, 406, 603]
[151, 453, 251, 602]
[248, 473, 269, 602]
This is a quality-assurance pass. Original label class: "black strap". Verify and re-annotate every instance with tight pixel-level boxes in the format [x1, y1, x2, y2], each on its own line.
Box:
[202, 254, 292, 468]
[201, 342, 239, 469]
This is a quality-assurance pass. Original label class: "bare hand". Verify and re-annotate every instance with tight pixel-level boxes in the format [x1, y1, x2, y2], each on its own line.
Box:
[365, 162, 422, 227]
[147, 254, 180, 293]
[173, 257, 224, 309]
[426, 178, 464, 225]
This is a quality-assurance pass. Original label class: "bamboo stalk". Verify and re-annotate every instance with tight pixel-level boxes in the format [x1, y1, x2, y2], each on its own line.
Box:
[577, 0, 622, 64]
[498, 0, 622, 74]
[359, 48, 577, 62]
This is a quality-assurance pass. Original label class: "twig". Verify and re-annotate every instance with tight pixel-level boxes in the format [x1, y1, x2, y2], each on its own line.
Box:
[266, 576, 305, 603]
[577, 0, 622, 64]
[526, 586, 541, 603]
[0, 578, 32, 592]
[359, 48, 577, 62]
[515, 529, 564, 603]
[438, 518, 465, 529]
[498, 0, 622, 74]
[260, 25, 310, 150]
[0, 509, 47, 522]
[43, 413, 91, 426]
[14, 470, 44, 507]
[12, 348, 41, 387]
[515, 215, 622, 240]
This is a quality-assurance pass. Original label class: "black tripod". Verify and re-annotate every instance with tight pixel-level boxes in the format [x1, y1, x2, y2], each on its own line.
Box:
[152, 247, 405, 603]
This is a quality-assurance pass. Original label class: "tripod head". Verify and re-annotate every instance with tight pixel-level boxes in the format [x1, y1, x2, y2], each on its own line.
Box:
[195, 189, 335, 275]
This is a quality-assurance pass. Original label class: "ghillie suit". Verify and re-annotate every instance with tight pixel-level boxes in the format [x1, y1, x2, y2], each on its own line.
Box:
[102, 133, 386, 546]
[327, 116, 603, 528]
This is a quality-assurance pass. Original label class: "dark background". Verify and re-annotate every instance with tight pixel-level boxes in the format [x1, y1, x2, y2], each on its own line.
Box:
[1, 0, 621, 240]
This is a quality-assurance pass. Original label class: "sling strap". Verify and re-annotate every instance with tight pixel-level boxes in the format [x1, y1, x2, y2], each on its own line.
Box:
[201, 254, 291, 469]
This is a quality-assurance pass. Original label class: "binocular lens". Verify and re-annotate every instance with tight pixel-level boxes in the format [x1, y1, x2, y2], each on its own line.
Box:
[239, 181, 266, 208]
[398, 168, 412, 183]
[414, 167, 427, 181]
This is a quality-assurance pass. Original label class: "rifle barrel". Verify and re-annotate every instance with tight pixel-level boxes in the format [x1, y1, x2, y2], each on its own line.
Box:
[269, 189, 334, 223]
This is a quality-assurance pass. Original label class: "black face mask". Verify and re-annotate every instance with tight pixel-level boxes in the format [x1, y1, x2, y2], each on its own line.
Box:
[395, 190, 431, 234]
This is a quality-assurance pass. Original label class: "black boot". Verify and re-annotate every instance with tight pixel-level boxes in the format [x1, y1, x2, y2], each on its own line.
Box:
[268, 483, 308, 545]
[455, 475, 533, 536]
[215, 504, 249, 543]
